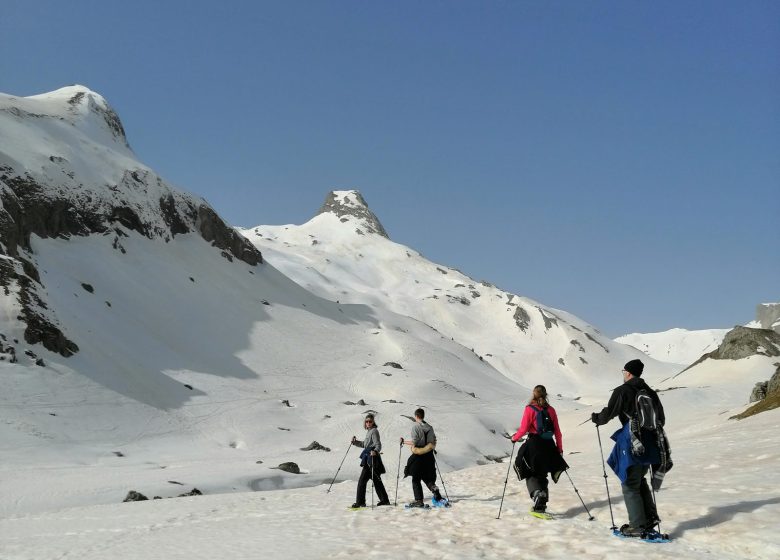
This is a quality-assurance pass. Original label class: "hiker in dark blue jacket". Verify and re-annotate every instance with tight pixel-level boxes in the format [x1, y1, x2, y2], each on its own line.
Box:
[592, 359, 665, 536]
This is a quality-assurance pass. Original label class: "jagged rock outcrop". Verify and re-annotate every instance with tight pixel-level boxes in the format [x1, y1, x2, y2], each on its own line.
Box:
[316, 190, 389, 238]
[756, 303, 780, 334]
[703, 326, 780, 361]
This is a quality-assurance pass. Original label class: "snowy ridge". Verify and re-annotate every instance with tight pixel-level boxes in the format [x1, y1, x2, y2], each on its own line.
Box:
[616, 328, 730, 366]
[240, 191, 680, 396]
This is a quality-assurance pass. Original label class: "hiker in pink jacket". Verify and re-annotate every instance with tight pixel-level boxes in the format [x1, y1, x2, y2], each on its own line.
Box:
[510, 385, 568, 513]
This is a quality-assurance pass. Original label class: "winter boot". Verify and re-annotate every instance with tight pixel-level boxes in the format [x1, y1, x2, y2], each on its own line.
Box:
[532, 490, 548, 512]
[619, 524, 645, 538]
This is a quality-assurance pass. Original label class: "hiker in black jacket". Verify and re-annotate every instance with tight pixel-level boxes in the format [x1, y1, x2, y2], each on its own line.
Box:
[592, 359, 665, 536]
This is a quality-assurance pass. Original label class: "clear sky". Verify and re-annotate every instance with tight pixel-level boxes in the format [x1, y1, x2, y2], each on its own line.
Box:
[2, 1, 778, 337]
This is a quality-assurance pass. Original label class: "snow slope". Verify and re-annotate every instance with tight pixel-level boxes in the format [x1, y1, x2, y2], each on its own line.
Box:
[616, 328, 730, 366]
[239, 191, 680, 395]
[2, 354, 778, 560]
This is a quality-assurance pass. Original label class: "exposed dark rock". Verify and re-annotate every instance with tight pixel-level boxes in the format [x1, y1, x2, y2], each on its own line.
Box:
[35, 358, 45, 366]
[570, 340, 585, 352]
[281, 399, 292, 407]
[81, 283, 94, 293]
[750, 382, 768, 403]
[356, 399, 367, 406]
[584, 332, 609, 353]
[276, 462, 301, 474]
[383, 362, 403, 369]
[123, 490, 148, 502]
[196, 205, 262, 266]
[256, 460, 263, 464]
[277, 427, 290, 431]
[300, 441, 331, 452]
[343, 401, 356, 405]
[316, 191, 389, 238]
[558, 358, 565, 365]
[183, 384, 193, 390]
[113, 451, 124, 457]
[178, 488, 202, 497]
[513, 306, 531, 332]
[167, 480, 184, 485]
[688, 327, 780, 371]
[768, 365, 780, 394]
[538, 308, 558, 330]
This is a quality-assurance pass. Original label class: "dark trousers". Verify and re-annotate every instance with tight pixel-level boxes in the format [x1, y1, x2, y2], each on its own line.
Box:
[622, 464, 658, 528]
[356, 465, 388, 504]
[526, 473, 549, 507]
[412, 474, 440, 502]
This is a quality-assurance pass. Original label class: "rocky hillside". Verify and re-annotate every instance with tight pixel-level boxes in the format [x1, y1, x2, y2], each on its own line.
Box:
[0, 86, 261, 358]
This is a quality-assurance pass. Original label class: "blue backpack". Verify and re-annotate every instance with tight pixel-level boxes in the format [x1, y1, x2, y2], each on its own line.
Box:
[529, 405, 555, 440]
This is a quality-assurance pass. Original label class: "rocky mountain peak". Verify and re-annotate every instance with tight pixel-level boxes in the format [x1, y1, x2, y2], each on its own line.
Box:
[316, 190, 389, 239]
[18, 84, 130, 149]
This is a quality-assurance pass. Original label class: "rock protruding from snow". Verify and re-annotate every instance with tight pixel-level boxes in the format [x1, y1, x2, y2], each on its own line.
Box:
[756, 303, 780, 334]
[704, 326, 780, 361]
[316, 190, 389, 239]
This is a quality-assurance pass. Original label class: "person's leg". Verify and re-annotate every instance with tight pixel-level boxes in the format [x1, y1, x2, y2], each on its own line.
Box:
[411, 473, 424, 502]
[373, 472, 390, 503]
[354, 466, 370, 506]
[525, 474, 548, 510]
[622, 465, 648, 529]
[639, 468, 659, 527]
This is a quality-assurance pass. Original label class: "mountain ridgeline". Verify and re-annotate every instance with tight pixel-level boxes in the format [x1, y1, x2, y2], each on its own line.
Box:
[0, 86, 261, 358]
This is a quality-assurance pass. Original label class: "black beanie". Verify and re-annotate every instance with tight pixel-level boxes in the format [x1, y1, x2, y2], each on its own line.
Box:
[624, 359, 644, 377]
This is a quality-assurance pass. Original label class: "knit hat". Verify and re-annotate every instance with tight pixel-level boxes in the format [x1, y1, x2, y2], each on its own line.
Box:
[624, 359, 644, 377]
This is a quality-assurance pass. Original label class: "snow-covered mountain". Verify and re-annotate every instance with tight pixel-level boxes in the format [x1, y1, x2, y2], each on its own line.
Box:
[0, 87, 535, 516]
[239, 190, 678, 395]
[1, 87, 778, 559]
[615, 328, 730, 366]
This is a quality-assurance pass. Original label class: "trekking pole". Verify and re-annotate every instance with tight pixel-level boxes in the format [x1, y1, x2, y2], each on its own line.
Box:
[596, 425, 617, 530]
[578, 417, 593, 426]
[370, 452, 375, 510]
[432, 451, 451, 503]
[326, 440, 352, 493]
[394, 439, 403, 506]
[564, 469, 595, 520]
[496, 441, 516, 520]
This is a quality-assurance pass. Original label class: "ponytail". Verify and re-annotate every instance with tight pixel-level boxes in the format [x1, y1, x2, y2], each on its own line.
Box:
[528, 385, 548, 407]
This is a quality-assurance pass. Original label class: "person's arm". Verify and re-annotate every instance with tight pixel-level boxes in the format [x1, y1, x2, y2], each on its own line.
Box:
[351, 436, 364, 448]
[371, 430, 382, 454]
[592, 387, 623, 425]
[511, 407, 533, 442]
[411, 442, 435, 455]
[549, 407, 564, 454]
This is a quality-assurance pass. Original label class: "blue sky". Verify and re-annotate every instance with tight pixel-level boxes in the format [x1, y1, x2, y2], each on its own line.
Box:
[2, 1, 778, 336]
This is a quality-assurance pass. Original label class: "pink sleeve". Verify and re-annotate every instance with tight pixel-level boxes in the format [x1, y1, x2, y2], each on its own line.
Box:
[511, 406, 535, 442]
[548, 406, 564, 454]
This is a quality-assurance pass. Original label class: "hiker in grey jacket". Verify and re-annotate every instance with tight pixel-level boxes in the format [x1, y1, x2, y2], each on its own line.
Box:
[350, 414, 390, 507]
[402, 408, 444, 507]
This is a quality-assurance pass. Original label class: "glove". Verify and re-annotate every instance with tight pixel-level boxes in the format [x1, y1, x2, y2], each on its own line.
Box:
[591, 412, 599, 425]
[511, 436, 518, 443]
[351, 435, 357, 443]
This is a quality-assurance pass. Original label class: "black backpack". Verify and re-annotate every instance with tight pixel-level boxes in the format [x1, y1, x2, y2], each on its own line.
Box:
[529, 405, 555, 440]
[634, 388, 659, 430]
